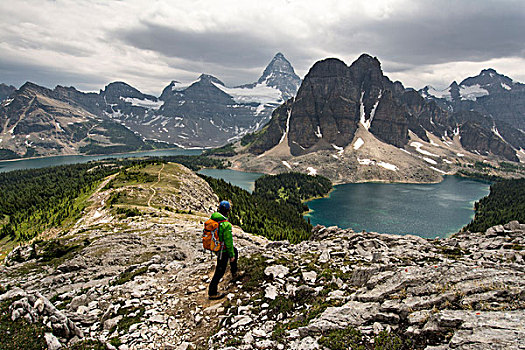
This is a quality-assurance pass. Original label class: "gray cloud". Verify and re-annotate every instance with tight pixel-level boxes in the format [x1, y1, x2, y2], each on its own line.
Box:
[113, 23, 279, 70]
[0, 0, 524, 94]
[0, 57, 106, 92]
[330, 0, 525, 66]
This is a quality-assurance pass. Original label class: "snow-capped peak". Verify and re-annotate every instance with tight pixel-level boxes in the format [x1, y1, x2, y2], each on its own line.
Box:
[255, 52, 301, 100]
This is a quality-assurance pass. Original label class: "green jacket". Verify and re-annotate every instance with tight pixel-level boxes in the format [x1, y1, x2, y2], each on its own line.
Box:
[210, 212, 234, 257]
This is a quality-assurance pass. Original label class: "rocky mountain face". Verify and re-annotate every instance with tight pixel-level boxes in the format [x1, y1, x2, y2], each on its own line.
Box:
[0, 83, 16, 102]
[133, 53, 301, 147]
[248, 52, 302, 100]
[0, 163, 523, 349]
[234, 55, 524, 183]
[0, 53, 301, 155]
[0, 82, 162, 159]
[247, 55, 523, 160]
[420, 68, 525, 131]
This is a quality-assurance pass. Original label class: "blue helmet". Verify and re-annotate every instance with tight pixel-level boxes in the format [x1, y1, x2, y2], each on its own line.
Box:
[219, 200, 231, 212]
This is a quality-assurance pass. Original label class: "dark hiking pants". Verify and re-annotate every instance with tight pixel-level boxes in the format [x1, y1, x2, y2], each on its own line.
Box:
[208, 247, 238, 296]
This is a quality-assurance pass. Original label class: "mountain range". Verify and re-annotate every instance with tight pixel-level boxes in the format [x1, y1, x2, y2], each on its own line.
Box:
[0, 53, 301, 159]
[234, 54, 525, 183]
[1, 53, 524, 180]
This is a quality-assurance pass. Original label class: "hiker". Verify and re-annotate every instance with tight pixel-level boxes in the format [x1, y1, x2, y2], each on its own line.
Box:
[207, 200, 238, 300]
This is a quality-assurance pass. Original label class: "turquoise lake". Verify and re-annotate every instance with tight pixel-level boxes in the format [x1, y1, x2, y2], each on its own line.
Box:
[196, 169, 489, 238]
[198, 168, 265, 192]
[0, 152, 490, 238]
[0, 148, 202, 173]
[305, 176, 490, 238]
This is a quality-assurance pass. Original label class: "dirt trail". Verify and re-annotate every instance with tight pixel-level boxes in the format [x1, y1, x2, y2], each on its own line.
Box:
[148, 163, 165, 207]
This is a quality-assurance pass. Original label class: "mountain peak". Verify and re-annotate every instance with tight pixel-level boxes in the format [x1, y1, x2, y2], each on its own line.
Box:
[258, 52, 298, 83]
[257, 52, 301, 99]
[198, 74, 224, 86]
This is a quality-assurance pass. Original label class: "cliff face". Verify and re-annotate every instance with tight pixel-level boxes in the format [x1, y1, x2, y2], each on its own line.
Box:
[243, 55, 524, 179]
[1, 163, 523, 349]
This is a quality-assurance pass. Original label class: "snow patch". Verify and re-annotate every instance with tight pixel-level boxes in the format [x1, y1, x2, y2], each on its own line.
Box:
[357, 158, 374, 165]
[359, 92, 371, 130]
[410, 142, 439, 157]
[377, 161, 398, 171]
[332, 144, 344, 156]
[425, 86, 452, 101]
[369, 90, 382, 124]
[459, 84, 489, 101]
[399, 148, 411, 155]
[307, 167, 317, 176]
[443, 159, 453, 164]
[122, 97, 163, 110]
[456, 153, 464, 157]
[3, 98, 13, 106]
[423, 157, 437, 165]
[315, 125, 322, 138]
[492, 125, 504, 140]
[353, 138, 364, 150]
[212, 81, 282, 106]
[429, 166, 447, 174]
[501, 83, 511, 91]
[143, 115, 163, 126]
[331, 154, 339, 159]
[282, 161, 292, 170]
[279, 109, 292, 144]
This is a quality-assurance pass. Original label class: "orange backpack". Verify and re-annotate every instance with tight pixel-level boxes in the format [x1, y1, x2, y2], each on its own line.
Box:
[202, 219, 227, 252]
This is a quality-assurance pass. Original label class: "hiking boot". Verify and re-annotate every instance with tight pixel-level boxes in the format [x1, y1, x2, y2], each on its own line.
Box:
[208, 293, 226, 300]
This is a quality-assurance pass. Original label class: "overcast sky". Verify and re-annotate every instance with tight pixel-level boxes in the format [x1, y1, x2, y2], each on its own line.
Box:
[1, 0, 524, 95]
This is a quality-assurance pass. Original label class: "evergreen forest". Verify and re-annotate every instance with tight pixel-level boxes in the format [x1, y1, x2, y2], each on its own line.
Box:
[201, 173, 332, 243]
[0, 156, 225, 241]
[464, 178, 525, 232]
[254, 172, 332, 213]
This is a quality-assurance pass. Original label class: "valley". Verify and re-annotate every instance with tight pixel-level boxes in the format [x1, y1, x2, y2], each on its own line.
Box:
[0, 161, 523, 349]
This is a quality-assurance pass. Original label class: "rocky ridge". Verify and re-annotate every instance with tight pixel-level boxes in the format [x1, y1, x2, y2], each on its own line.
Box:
[420, 69, 525, 131]
[1, 162, 524, 349]
[0, 53, 301, 157]
[232, 54, 525, 183]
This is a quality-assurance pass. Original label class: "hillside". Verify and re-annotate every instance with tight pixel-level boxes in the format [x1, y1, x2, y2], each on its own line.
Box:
[0, 162, 524, 349]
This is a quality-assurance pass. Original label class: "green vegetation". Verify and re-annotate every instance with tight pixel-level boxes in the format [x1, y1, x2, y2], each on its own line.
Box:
[69, 339, 107, 350]
[318, 327, 408, 350]
[115, 207, 141, 217]
[0, 155, 224, 243]
[111, 266, 149, 286]
[255, 172, 332, 212]
[238, 255, 270, 291]
[158, 155, 227, 171]
[0, 149, 20, 160]
[456, 170, 502, 182]
[202, 143, 237, 157]
[0, 163, 120, 241]
[202, 172, 332, 243]
[240, 132, 257, 146]
[318, 327, 366, 350]
[112, 306, 145, 333]
[464, 178, 525, 232]
[0, 298, 49, 350]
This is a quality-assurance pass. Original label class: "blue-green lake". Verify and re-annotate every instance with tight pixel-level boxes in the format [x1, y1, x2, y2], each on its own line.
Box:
[196, 169, 490, 238]
[198, 168, 264, 192]
[0, 148, 202, 173]
[305, 176, 490, 238]
[0, 151, 490, 238]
